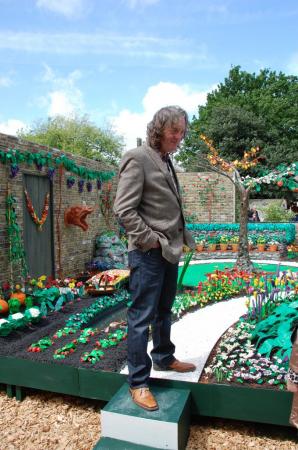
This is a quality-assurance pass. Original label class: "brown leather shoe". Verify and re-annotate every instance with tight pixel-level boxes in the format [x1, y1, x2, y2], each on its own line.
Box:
[129, 387, 159, 411]
[154, 359, 196, 373]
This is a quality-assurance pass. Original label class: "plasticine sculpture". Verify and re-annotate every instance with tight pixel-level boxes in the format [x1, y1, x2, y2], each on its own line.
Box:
[64, 205, 94, 231]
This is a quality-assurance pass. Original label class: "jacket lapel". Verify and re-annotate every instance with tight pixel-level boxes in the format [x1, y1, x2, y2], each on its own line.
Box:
[146, 145, 181, 203]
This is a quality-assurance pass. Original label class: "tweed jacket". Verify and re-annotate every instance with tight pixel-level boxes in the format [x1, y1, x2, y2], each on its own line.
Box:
[113, 144, 195, 264]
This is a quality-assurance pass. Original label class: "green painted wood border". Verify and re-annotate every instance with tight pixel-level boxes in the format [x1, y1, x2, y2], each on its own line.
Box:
[0, 356, 79, 396]
[151, 378, 293, 426]
[0, 356, 293, 426]
[78, 368, 126, 400]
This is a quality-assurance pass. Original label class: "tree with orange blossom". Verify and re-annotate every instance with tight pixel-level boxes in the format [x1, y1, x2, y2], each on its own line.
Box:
[198, 134, 298, 271]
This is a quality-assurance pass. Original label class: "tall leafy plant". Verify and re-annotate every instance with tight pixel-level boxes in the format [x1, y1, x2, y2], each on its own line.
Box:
[177, 250, 194, 291]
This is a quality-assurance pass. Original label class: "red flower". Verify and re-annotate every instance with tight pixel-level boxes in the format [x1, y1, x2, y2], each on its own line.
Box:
[197, 282, 203, 294]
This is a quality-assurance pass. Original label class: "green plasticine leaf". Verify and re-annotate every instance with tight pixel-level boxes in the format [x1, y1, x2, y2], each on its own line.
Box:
[258, 339, 275, 355]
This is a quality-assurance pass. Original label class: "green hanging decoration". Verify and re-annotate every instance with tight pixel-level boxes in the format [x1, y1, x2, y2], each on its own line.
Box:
[0, 147, 116, 183]
[6, 193, 28, 282]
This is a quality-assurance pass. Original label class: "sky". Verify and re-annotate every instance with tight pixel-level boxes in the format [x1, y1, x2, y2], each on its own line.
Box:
[0, 0, 298, 150]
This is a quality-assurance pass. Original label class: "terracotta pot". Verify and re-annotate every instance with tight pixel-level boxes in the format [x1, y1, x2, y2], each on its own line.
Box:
[220, 243, 228, 251]
[231, 243, 239, 252]
[196, 244, 204, 252]
[257, 244, 265, 252]
[208, 244, 217, 252]
[268, 244, 278, 252]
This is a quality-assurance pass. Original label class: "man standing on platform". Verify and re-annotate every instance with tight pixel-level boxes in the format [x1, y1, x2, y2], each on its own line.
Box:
[114, 106, 196, 411]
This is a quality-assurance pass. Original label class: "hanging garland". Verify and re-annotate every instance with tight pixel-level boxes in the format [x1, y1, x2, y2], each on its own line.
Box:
[0, 147, 115, 183]
[24, 189, 50, 231]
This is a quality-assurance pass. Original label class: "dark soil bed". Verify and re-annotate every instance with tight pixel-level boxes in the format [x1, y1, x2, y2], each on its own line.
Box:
[0, 295, 129, 372]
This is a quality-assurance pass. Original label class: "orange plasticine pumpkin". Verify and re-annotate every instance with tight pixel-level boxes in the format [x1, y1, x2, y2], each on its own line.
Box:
[10, 292, 26, 305]
[0, 299, 9, 314]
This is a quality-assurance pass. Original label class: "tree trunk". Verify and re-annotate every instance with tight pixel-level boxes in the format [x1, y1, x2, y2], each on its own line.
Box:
[235, 183, 254, 272]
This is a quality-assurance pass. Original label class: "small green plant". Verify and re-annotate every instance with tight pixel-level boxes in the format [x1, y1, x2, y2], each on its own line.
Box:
[25, 296, 34, 308]
[230, 235, 239, 243]
[207, 236, 218, 245]
[267, 239, 279, 246]
[219, 234, 229, 243]
[195, 235, 205, 245]
[262, 203, 295, 222]
[8, 298, 21, 313]
[248, 234, 257, 245]
[257, 235, 266, 245]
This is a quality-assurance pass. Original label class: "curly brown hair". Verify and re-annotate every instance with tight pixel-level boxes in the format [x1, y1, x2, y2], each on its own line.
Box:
[146, 106, 189, 150]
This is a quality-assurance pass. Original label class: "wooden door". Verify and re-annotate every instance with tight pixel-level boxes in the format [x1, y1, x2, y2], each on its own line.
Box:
[23, 174, 54, 278]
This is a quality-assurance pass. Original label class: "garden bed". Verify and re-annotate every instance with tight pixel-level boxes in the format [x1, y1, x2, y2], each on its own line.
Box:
[0, 293, 129, 373]
[0, 266, 297, 426]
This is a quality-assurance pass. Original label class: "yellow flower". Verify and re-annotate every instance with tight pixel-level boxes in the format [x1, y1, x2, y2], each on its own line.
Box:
[39, 275, 47, 281]
[15, 283, 21, 290]
[37, 281, 44, 288]
[69, 282, 75, 289]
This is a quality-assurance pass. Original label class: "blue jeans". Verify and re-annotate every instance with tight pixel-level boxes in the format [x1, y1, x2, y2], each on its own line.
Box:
[127, 248, 178, 388]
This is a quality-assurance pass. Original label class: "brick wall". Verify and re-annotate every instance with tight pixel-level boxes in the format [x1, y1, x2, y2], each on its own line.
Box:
[0, 133, 237, 285]
[177, 172, 235, 223]
[0, 132, 117, 284]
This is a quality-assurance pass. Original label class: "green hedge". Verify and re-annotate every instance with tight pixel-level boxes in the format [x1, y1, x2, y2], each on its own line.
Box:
[186, 223, 296, 244]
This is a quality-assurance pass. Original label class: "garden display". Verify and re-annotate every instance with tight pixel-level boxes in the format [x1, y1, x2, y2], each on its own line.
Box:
[1, 267, 297, 379]
[0, 259, 298, 435]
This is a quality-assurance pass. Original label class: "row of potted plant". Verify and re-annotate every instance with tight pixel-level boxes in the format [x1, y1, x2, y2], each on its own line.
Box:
[193, 234, 282, 252]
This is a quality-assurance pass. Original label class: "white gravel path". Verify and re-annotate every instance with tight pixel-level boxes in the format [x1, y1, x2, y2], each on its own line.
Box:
[121, 296, 248, 382]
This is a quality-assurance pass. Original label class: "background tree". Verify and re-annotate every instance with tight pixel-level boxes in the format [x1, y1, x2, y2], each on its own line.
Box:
[177, 66, 298, 201]
[18, 114, 124, 166]
[197, 135, 298, 271]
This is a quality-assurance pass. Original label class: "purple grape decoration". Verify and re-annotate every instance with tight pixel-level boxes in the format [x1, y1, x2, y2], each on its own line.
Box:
[47, 167, 55, 181]
[66, 177, 75, 188]
[10, 164, 19, 178]
[78, 179, 85, 193]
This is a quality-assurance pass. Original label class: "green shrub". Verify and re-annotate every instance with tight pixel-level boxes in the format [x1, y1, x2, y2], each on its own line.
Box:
[262, 203, 295, 222]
